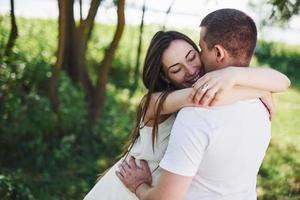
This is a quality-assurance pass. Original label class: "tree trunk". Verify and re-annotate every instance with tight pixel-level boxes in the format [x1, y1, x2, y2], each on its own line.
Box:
[92, 0, 126, 124]
[71, 23, 94, 105]
[50, 0, 101, 112]
[162, 0, 175, 30]
[130, 0, 146, 96]
[79, 0, 83, 21]
[49, 0, 75, 111]
[72, 0, 101, 114]
[4, 0, 18, 57]
[50, 0, 124, 124]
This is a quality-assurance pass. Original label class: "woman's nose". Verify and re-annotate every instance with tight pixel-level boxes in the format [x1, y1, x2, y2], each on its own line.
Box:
[185, 66, 196, 77]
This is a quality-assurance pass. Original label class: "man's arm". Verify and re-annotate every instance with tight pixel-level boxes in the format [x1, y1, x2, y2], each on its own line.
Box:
[136, 170, 192, 200]
[117, 108, 210, 200]
[116, 160, 193, 200]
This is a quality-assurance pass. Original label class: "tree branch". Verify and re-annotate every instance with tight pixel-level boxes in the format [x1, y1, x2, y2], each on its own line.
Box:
[5, 0, 18, 57]
[92, 0, 126, 123]
[84, 0, 102, 30]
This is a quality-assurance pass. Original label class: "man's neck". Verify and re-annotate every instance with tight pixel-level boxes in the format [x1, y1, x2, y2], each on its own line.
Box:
[217, 60, 250, 70]
[225, 57, 251, 68]
[205, 58, 251, 72]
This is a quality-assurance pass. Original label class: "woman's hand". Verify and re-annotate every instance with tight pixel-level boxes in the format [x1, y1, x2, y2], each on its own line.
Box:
[190, 67, 238, 106]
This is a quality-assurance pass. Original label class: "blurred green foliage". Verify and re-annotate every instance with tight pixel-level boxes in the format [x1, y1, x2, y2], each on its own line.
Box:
[0, 17, 299, 199]
[0, 173, 35, 200]
[255, 40, 300, 86]
[257, 89, 300, 199]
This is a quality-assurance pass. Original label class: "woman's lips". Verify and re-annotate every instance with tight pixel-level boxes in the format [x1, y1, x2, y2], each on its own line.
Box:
[186, 72, 201, 85]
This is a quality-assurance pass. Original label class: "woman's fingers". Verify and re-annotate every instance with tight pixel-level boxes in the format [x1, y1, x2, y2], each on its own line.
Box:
[192, 79, 218, 106]
[200, 88, 217, 106]
[193, 84, 209, 104]
[200, 84, 220, 106]
[191, 76, 209, 100]
[193, 80, 215, 104]
[209, 91, 223, 106]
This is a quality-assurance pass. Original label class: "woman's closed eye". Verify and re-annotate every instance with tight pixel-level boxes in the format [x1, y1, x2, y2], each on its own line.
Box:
[170, 67, 181, 74]
[187, 52, 196, 62]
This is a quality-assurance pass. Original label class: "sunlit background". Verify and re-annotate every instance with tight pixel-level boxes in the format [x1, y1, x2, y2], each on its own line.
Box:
[1, 0, 300, 43]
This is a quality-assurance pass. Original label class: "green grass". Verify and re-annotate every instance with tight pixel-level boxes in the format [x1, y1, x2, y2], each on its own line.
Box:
[257, 88, 300, 200]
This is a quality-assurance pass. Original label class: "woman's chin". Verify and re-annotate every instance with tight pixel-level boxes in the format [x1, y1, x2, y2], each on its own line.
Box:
[181, 83, 191, 89]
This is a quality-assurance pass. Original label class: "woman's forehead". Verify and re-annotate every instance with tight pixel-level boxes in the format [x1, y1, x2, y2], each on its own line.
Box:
[162, 40, 194, 65]
[169, 39, 194, 52]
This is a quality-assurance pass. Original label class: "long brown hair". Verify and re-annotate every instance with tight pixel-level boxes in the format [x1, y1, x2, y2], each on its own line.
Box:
[127, 30, 200, 153]
[97, 30, 200, 181]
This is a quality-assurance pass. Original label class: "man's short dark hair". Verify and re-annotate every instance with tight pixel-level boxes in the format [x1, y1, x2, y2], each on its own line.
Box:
[200, 8, 257, 64]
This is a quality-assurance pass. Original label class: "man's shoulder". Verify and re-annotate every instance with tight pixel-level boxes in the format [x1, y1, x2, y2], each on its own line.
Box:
[179, 106, 215, 114]
[177, 99, 264, 121]
[175, 107, 212, 127]
[177, 106, 207, 118]
[180, 99, 262, 112]
[177, 103, 228, 118]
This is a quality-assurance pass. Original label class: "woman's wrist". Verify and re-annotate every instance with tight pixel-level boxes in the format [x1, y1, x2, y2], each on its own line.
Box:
[184, 88, 195, 106]
[174, 88, 194, 107]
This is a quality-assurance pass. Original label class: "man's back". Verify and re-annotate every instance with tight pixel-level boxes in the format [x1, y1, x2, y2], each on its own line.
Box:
[160, 99, 271, 200]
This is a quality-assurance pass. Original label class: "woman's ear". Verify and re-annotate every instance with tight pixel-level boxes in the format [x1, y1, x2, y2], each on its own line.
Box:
[214, 45, 226, 63]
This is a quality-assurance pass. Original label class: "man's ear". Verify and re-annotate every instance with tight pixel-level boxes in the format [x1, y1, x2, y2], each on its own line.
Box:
[213, 45, 226, 63]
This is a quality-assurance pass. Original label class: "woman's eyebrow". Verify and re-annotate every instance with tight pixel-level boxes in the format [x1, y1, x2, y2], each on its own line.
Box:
[167, 49, 193, 70]
[185, 49, 193, 58]
[167, 62, 179, 70]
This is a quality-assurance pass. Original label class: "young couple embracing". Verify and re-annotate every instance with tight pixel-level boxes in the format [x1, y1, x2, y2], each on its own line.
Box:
[84, 8, 290, 200]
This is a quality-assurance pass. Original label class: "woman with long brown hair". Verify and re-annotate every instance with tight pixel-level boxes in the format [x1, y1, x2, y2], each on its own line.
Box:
[84, 30, 290, 200]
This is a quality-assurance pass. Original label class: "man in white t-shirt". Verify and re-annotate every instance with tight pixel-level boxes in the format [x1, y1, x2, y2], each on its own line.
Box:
[117, 9, 271, 200]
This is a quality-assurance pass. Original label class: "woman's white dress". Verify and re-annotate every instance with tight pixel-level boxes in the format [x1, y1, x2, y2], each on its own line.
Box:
[84, 114, 176, 200]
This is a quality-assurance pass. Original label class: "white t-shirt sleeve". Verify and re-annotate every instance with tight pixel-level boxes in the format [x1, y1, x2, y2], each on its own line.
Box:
[159, 107, 210, 177]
